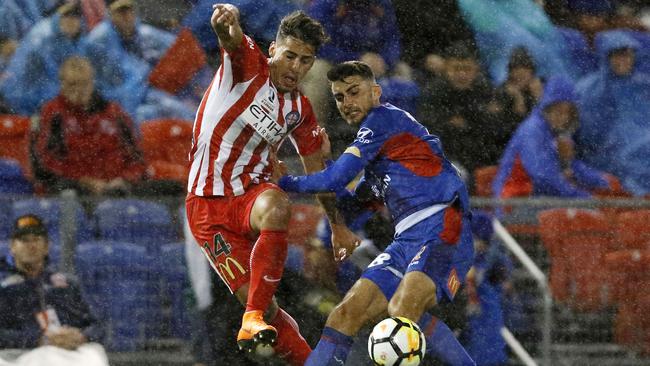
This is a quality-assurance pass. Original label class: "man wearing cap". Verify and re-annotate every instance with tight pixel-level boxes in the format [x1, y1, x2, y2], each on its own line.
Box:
[82, 0, 196, 123]
[0, 215, 106, 365]
[0, 1, 87, 115]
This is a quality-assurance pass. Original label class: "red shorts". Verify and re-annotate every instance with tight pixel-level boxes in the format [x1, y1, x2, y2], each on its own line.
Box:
[185, 183, 282, 293]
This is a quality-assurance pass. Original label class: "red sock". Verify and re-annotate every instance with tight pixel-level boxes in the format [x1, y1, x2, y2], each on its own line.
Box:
[271, 308, 311, 366]
[246, 230, 288, 312]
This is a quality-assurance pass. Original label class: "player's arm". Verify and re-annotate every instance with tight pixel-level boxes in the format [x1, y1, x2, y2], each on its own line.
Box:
[280, 151, 365, 194]
[210, 3, 243, 53]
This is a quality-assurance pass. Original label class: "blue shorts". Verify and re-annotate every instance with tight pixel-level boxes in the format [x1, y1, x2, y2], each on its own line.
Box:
[361, 204, 474, 303]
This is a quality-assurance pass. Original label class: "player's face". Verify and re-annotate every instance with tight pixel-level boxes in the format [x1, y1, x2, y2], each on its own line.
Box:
[269, 36, 316, 93]
[331, 75, 381, 125]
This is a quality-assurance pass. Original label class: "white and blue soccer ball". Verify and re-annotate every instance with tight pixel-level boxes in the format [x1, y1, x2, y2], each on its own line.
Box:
[368, 317, 426, 366]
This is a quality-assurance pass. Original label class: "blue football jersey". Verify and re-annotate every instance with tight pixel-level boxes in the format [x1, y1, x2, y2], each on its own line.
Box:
[346, 104, 469, 224]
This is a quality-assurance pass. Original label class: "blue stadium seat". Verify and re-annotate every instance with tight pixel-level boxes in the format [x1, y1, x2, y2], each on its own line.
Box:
[0, 240, 8, 260]
[159, 242, 193, 339]
[95, 199, 176, 250]
[12, 198, 93, 261]
[0, 158, 32, 195]
[75, 240, 163, 351]
[0, 198, 13, 240]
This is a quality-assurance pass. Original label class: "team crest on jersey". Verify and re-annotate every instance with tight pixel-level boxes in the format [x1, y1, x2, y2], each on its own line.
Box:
[285, 111, 301, 127]
[355, 127, 374, 144]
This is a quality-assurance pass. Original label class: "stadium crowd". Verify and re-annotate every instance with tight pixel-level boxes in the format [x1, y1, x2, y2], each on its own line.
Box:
[0, 0, 649, 365]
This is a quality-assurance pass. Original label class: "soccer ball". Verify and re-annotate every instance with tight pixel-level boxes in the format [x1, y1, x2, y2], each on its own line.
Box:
[368, 317, 426, 366]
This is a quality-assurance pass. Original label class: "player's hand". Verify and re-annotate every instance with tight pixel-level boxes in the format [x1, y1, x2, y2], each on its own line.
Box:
[211, 4, 240, 34]
[268, 150, 287, 183]
[330, 223, 361, 262]
[319, 127, 332, 161]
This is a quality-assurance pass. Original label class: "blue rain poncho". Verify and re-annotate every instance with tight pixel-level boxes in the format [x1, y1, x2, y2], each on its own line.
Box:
[575, 30, 650, 196]
[458, 0, 580, 84]
[82, 18, 196, 122]
[0, 14, 85, 115]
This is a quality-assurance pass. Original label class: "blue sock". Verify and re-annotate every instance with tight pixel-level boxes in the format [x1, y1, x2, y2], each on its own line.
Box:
[418, 314, 476, 366]
[305, 326, 353, 366]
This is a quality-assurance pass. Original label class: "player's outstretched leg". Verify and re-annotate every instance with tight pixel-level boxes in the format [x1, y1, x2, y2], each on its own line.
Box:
[270, 308, 311, 366]
[417, 312, 476, 366]
[238, 189, 291, 351]
[390, 271, 475, 366]
[237, 229, 288, 350]
[306, 279, 388, 366]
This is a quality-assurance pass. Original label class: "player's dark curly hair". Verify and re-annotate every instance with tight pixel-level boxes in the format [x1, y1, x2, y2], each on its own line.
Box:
[326, 61, 376, 83]
[277, 11, 329, 50]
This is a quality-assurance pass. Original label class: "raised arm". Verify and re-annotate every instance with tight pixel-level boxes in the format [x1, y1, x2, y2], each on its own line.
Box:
[210, 3, 243, 53]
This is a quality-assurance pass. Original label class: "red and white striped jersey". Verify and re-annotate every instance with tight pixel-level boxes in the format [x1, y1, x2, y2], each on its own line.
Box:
[187, 35, 322, 197]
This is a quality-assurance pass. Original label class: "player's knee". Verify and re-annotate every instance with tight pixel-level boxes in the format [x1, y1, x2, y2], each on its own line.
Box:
[327, 296, 367, 331]
[252, 189, 291, 230]
[388, 277, 437, 318]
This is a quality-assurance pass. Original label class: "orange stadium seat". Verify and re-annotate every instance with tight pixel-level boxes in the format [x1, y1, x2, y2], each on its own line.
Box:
[287, 204, 323, 247]
[140, 119, 193, 184]
[614, 210, 650, 251]
[604, 249, 650, 355]
[473, 165, 498, 197]
[538, 208, 614, 312]
[0, 115, 32, 179]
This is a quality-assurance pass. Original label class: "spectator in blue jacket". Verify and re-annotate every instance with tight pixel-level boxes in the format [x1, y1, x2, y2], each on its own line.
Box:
[1, 2, 86, 115]
[492, 76, 619, 199]
[82, 0, 195, 123]
[181, 0, 298, 56]
[575, 30, 650, 196]
[0, 0, 58, 41]
[0, 214, 104, 351]
[303, 0, 401, 123]
[0, 35, 17, 79]
[361, 53, 420, 117]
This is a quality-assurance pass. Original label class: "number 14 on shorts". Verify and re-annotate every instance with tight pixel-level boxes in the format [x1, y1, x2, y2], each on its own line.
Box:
[203, 233, 232, 263]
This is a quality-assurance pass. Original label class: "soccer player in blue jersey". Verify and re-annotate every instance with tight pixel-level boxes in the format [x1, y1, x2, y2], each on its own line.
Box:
[276, 61, 476, 365]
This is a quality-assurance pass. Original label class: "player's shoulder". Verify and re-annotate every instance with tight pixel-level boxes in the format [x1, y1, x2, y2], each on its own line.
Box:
[362, 103, 408, 130]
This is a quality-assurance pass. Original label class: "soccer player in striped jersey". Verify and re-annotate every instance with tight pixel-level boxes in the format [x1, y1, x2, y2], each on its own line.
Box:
[184, 4, 360, 365]
[277, 61, 476, 365]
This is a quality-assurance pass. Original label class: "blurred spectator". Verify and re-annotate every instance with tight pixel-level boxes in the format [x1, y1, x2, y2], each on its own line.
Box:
[0, 214, 107, 365]
[33, 57, 147, 196]
[458, 0, 578, 84]
[461, 211, 511, 366]
[303, 0, 400, 124]
[567, 0, 614, 46]
[575, 30, 650, 196]
[392, 0, 474, 67]
[1, 1, 86, 115]
[307, 0, 400, 69]
[418, 42, 499, 174]
[492, 76, 621, 199]
[0, 0, 58, 41]
[181, 0, 298, 56]
[491, 47, 543, 156]
[82, 0, 195, 123]
[0, 35, 17, 78]
[361, 53, 420, 117]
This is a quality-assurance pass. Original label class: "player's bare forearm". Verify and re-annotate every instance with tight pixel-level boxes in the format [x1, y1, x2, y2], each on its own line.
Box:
[300, 151, 344, 224]
[301, 151, 361, 261]
[211, 3, 243, 53]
